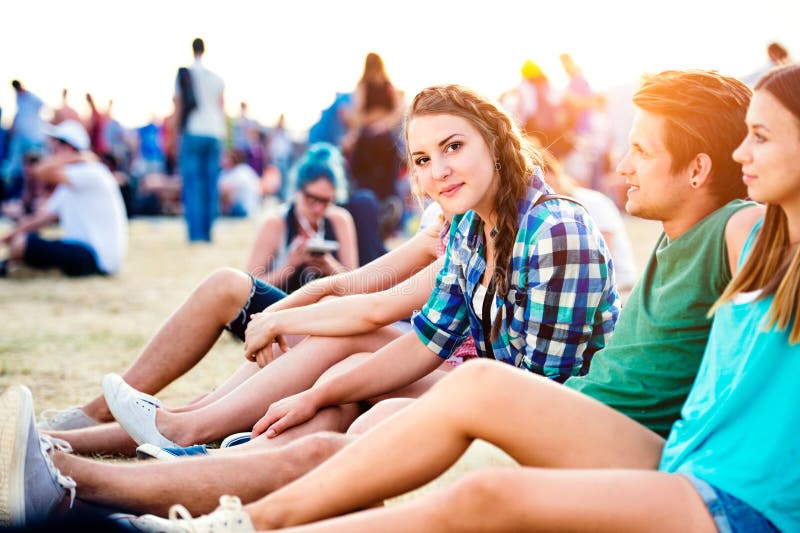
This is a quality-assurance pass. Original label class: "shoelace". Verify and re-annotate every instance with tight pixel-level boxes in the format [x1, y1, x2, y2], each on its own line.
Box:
[38, 407, 83, 427]
[168, 495, 246, 533]
[39, 435, 77, 508]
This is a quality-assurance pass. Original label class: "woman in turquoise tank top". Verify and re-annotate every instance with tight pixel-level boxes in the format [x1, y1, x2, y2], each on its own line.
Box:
[141, 68, 800, 532]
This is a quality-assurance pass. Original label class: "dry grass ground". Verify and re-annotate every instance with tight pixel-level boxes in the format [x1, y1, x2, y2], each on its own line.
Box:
[0, 211, 662, 423]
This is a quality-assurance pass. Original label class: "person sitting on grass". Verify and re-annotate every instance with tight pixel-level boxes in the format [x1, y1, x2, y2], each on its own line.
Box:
[0, 69, 763, 528]
[132, 64, 799, 533]
[0, 119, 128, 278]
[244, 142, 358, 293]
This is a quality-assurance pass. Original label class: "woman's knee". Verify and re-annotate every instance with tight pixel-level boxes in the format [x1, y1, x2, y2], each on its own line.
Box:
[437, 359, 508, 396]
[427, 469, 513, 531]
[347, 398, 413, 435]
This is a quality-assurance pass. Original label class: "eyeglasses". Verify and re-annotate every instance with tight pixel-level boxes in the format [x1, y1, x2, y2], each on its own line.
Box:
[301, 189, 334, 207]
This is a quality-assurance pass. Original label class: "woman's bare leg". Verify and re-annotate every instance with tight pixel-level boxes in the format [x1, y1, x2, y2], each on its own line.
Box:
[150, 328, 403, 446]
[246, 359, 665, 528]
[80, 268, 254, 422]
[272, 467, 715, 533]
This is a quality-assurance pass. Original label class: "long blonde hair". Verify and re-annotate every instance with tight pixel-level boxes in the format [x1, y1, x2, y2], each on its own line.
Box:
[710, 65, 800, 343]
[404, 84, 541, 341]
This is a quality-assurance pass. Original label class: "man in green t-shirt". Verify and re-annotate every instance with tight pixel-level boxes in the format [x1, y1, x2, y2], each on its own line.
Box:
[4, 70, 765, 523]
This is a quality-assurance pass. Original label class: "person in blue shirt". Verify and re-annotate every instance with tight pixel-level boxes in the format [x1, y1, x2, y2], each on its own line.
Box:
[2, 80, 45, 199]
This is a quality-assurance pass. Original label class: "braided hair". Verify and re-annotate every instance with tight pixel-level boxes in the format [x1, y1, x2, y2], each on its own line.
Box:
[404, 85, 542, 340]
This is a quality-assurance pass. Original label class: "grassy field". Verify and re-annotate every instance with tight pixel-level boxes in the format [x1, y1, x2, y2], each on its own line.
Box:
[0, 211, 662, 420]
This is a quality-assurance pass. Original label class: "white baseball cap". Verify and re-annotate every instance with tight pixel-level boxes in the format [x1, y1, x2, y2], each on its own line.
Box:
[45, 119, 90, 152]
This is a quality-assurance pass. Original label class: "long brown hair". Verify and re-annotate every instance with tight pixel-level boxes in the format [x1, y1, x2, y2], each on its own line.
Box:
[359, 52, 390, 85]
[404, 84, 541, 340]
[710, 65, 800, 343]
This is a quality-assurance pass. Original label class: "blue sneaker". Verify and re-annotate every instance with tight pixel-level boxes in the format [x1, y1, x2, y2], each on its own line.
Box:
[220, 432, 251, 448]
[0, 385, 76, 526]
[136, 443, 208, 461]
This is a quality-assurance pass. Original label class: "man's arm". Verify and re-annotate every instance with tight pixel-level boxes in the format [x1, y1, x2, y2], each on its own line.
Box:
[32, 152, 93, 186]
[1, 210, 58, 246]
[243, 258, 443, 363]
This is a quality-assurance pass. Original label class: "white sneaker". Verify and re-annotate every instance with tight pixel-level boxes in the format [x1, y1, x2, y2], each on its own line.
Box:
[126, 495, 255, 532]
[102, 374, 176, 448]
[37, 407, 99, 431]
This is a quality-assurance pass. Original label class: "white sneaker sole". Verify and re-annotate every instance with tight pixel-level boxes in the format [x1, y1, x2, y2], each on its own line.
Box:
[136, 443, 178, 462]
[0, 385, 33, 527]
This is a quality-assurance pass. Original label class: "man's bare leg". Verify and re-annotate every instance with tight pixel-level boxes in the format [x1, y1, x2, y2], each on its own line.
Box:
[79, 268, 254, 423]
[52, 431, 355, 516]
[244, 359, 665, 529]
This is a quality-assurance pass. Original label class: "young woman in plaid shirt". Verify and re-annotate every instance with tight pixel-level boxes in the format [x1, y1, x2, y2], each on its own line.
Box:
[251, 84, 619, 440]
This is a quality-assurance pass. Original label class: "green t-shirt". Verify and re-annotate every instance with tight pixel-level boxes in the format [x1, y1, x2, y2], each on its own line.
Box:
[565, 200, 753, 436]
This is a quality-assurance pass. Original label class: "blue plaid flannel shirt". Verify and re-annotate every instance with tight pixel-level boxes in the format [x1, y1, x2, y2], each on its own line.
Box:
[412, 171, 620, 382]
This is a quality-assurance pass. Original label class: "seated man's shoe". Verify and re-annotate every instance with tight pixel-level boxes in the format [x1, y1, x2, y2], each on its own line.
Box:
[102, 373, 177, 448]
[0, 385, 76, 526]
[125, 495, 254, 532]
[38, 406, 100, 431]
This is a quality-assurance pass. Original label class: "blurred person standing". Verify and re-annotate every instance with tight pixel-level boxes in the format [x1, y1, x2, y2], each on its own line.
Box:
[0, 120, 127, 277]
[266, 113, 293, 200]
[51, 88, 81, 125]
[742, 41, 792, 87]
[343, 52, 405, 237]
[2, 80, 46, 200]
[84, 92, 108, 156]
[175, 37, 226, 242]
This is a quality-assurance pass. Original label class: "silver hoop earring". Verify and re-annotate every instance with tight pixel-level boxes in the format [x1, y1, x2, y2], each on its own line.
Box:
[495, 161, 502, 172]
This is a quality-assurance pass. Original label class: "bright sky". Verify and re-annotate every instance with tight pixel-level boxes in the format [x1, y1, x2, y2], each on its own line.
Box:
[1, 0, 798, 138]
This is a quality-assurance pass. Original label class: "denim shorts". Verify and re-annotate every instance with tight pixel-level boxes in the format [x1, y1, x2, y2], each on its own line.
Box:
[224, 274, 286, 341]
[681, 474, 778, 533]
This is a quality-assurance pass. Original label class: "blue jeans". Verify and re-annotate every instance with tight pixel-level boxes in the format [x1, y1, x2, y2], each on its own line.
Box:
[179, 134, 222, 242]
[681, 474, 778, 533]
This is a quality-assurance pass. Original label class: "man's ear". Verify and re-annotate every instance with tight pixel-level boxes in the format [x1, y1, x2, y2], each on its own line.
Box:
[688, 153, 713, 189]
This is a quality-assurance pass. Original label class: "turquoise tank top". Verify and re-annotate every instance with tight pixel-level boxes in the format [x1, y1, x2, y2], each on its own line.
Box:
[659, 219, 800, 532]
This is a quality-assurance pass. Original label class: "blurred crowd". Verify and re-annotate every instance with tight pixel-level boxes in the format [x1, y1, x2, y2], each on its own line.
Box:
[0, 41, 792, 288]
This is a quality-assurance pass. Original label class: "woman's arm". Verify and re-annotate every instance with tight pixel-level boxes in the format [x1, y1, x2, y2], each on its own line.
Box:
[724, 204, 764, 276]
[264, 222, 441, 313]
[243, 258, 443, 362]
[252, 331, 444, 438]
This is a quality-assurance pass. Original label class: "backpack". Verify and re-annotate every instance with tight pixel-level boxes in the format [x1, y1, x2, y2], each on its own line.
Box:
[176, 67, 197, 132]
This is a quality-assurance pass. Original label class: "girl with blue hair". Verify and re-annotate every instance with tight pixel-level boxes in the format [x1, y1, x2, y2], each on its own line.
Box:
[245, 142, 358, 294]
